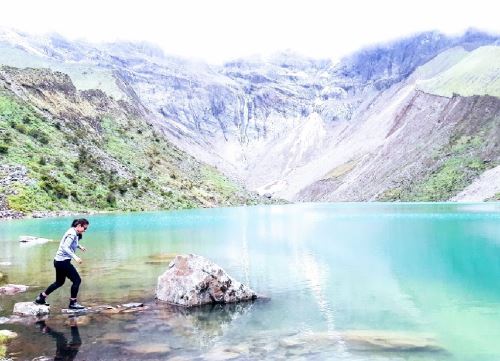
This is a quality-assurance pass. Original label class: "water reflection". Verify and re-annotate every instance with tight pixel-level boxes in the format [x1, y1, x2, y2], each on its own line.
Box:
[152, 301, 257, 347]
[36, 316, 82, 361]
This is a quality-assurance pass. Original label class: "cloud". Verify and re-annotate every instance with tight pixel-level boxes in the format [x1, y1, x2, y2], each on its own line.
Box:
[2, 0, 499, 63]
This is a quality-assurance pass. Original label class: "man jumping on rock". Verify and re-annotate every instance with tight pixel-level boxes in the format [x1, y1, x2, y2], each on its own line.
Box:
[34, 219, 89, 310]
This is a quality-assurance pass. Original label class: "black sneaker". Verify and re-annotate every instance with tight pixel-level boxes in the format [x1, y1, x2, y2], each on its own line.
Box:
[68, 302, 86, 310]
[34, 294, 49, 306]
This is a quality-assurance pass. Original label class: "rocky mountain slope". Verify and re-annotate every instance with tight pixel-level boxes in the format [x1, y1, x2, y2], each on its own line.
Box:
[0, 66, 267, 218]
[0, 28, 498, 209]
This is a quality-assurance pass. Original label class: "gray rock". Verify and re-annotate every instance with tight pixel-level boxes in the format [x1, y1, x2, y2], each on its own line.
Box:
[156, 254, 258, 307]
[13, 302, 50, 317]
[0, 284, 28, 295]
[19, 236, 54, 246]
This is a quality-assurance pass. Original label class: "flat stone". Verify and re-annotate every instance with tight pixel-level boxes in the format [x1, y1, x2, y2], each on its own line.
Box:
[0, 317, 9, 324]
[13, 302, 50, 316]
[61, 307, 92, 314]
[0, 284, 28, 295]
[121, 303, 144, 308]
[100, 307, 121, 314]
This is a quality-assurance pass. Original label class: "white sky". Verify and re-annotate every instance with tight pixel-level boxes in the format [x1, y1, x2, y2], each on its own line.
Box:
[2, 0, 499, 64]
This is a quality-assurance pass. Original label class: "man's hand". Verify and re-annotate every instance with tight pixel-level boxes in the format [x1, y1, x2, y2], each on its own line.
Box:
[74, 256, 83, 264]
[79, 245, 87, 252]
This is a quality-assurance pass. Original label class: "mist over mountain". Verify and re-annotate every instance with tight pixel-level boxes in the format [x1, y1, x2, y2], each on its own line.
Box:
[0, 28, 499, 216]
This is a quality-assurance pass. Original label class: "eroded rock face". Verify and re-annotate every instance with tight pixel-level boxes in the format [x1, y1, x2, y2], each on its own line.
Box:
[13, 302, 50, 317]
[156, 254, 258, 307]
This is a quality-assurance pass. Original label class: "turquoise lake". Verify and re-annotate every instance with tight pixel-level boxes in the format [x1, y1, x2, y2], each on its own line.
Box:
[0, 202, 500, 360]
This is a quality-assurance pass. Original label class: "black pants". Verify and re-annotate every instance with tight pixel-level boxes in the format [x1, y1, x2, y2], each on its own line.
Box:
[44, 260, 81, 299]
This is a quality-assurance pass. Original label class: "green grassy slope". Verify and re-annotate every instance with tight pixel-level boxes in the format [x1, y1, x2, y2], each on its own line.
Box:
[417, 46, 500, 98]
[0, 71, 263, 215]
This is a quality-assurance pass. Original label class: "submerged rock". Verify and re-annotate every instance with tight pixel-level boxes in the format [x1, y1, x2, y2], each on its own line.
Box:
[0, 284, 28, 295]
[19, 236, 54, 247]
[61, 302, 145, 315]
[203, 347, 241, 360]
[13, 302, 50, 316]
[123, 343, 171, 354]
[278, 330, 443, 353]
[156, 254, 258, 307]
[146, 253, 177, 265]
[341, 330, 442, 352]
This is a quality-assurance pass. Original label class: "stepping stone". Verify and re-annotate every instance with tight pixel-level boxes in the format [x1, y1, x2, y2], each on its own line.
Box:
[61, 307, 92, 314]
[13, 302, 50, 316]
[61, 303, 145, 315]
[121, 303, 144, 309]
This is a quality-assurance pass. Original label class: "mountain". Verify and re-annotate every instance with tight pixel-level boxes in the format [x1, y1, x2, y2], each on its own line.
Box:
[0, 65, 268, 218]
[0, 28, 499, 214]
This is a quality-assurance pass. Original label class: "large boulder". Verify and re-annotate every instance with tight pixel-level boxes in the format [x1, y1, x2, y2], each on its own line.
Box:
[156, 254, 258, 307]
[13, 302, 50, 316]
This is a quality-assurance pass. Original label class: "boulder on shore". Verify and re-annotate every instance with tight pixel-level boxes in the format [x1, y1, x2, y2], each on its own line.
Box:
[156, 254, 258, 307]
[0, 284, 28, 295]
[13, 302, 50, 317]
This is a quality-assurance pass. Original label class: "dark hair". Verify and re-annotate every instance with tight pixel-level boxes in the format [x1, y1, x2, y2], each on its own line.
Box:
[71, 218, 89, 240]
[71, 218, 89, 227]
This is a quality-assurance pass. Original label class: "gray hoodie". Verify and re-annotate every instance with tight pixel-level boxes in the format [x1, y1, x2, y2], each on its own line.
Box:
[54, 228, 79, 261]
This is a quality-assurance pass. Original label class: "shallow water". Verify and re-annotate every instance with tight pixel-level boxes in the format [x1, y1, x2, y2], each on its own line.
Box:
[1, 202, 500, 360]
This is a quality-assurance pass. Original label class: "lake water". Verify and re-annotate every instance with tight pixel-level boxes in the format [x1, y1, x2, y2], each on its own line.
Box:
[0, 202, 499, 360]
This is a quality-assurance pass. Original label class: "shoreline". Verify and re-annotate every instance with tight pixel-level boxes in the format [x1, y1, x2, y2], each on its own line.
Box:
[0, 209, 111, 221]
[1, 200, 498, 222]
